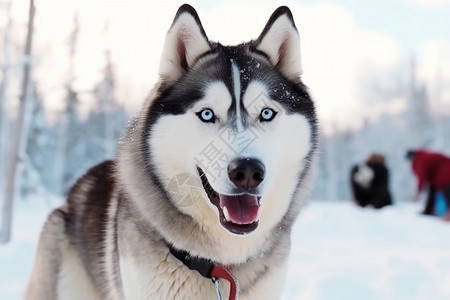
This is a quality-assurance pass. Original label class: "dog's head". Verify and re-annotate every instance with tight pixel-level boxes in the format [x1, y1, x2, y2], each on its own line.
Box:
[119, 5, 317, 246]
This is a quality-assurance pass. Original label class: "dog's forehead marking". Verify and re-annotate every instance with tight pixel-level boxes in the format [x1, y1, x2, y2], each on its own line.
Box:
[193, 81, 232, 117]
[231, 59, 243, 132]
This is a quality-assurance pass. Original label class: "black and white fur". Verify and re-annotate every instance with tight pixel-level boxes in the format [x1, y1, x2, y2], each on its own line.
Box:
[25, 5, 318, 300]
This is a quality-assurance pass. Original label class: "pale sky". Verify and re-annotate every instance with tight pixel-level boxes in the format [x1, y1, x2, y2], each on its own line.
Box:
[2, 0, 450, 133]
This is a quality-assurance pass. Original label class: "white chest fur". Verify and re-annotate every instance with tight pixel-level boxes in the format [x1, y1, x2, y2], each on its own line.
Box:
[119, 253, 220, 300]
[118, 250, 287, 300]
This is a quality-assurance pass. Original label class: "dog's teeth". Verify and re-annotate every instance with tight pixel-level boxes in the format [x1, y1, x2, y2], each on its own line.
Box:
[223, 206, 231, 222]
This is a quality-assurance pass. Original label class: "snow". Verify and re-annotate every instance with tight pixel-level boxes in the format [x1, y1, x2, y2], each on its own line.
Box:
[0, 196, 61, 299]
[1, 198, 450, 300]
[282, 201, 450, 300]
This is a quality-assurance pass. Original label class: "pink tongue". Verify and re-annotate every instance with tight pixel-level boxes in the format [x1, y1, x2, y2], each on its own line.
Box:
[219, 194, 260, 225]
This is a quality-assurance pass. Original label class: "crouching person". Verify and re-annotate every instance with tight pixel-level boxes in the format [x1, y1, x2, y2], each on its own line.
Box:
[406, 149, 450, 221]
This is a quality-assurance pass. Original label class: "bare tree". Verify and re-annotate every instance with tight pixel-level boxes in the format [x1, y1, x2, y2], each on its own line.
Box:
[1, 0, 35, 244]
[0, 0, 13, 206]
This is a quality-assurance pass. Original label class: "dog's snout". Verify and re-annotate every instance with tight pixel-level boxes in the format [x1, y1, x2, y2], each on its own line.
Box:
[228, 158, 265, 190]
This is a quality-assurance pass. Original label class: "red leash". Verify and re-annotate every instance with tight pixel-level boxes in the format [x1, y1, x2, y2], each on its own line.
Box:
[210, 264, 238, 300]
[169, 245, 239, 300]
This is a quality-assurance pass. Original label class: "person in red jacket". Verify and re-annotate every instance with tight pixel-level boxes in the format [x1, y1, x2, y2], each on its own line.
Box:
[407, 149, 450, 221]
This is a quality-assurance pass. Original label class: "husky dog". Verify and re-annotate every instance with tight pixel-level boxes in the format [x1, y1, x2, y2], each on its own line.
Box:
[26, 4, 318, 300]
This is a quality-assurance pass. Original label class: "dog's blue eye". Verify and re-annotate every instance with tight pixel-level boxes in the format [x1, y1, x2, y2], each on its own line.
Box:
[197, 108, 215, 123]
[260, 108, 276, 122]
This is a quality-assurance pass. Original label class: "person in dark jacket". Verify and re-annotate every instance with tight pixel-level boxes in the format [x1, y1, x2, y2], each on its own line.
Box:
[407, 149, 450, 220]
[350, 154, 393, 209]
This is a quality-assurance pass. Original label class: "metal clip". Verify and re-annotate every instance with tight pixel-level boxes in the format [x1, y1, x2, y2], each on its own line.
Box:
[212, 277, 224, 300]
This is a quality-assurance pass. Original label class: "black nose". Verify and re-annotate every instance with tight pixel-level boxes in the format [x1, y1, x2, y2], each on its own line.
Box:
[228, 158, 265, 190]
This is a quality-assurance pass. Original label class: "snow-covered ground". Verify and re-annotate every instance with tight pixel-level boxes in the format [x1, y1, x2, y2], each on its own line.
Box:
[282, 201, 450, 300]
[1, 198, 450, 300]
[0, 196, 62, 299]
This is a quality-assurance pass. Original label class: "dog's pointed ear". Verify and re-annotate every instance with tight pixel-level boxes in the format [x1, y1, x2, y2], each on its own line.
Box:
[254, 7, 302, 81]
[159, 4, 211, 83]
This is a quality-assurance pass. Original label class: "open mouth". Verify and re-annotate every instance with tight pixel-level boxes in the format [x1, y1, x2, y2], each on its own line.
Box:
[198, 168, 261, 235]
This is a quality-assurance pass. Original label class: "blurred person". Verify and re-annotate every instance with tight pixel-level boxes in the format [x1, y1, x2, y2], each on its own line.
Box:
[406, 149, 450, 221]
[422, 186, 436, 216]
[350, 153, 393, 209]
